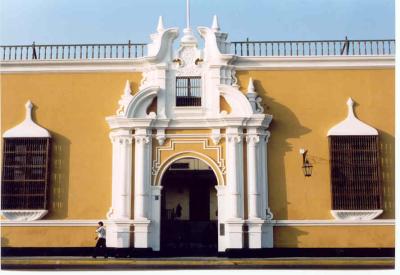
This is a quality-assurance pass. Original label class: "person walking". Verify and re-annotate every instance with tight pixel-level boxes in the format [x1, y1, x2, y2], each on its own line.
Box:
[93, 221, 108, 258]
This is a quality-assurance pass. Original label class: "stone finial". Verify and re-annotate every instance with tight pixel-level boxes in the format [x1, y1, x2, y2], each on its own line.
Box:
[157, 16, 164, 33]
[124, 80, 132, 96]
[247, 78, 256, 94]
[116, 80, 134, 115]
[346, 97, 355, 118]
[25, 100, 33, 121]
[246, 78, 264, 114]
[211, 15, 220, 31]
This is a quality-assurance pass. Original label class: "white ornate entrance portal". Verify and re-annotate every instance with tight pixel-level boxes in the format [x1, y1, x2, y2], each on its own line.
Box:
[105, 16, 274, 252]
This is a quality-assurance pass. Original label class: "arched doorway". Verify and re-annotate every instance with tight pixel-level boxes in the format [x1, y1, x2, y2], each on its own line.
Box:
[160, 157, 218, 255]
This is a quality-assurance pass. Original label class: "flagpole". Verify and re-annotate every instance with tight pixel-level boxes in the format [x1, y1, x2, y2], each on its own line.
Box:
[186, 0, 190, 29]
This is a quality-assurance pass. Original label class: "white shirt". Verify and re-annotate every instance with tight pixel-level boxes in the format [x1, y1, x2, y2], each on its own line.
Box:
[96, 226, 106, 239]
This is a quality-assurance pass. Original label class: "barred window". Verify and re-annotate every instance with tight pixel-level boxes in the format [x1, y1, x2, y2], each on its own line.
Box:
[1, 138, 51, 210]
[329, 136, 382, 210]
[176, 76, 201, 107]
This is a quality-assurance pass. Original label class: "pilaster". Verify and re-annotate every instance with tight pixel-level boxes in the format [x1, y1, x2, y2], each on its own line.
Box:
[107, 129, 133, 248]
[225, 127, 245, 249]
[133, 128, 153, 248]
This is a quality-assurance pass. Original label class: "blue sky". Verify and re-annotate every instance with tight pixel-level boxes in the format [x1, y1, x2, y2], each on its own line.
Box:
[0, 0, 395, 45]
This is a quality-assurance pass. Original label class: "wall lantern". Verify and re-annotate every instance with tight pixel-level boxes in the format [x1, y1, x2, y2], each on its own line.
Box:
[300, 148, 313, 177]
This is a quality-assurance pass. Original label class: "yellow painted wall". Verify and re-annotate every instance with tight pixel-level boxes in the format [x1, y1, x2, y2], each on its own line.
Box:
[1, 227, 96, 247]
[274, 226, 394, 248]
[1, 72, 142, 220]
[1, 68, 394, 248]
[236, 69, 395, 220]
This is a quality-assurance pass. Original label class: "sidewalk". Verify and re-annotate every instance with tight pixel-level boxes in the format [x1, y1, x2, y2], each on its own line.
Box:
[1, 256, 395, 270]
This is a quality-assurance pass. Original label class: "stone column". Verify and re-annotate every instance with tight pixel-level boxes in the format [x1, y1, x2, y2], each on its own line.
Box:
[107, 129, 133, 248]
[133, 128, 152, 248]
[225, 127, 244, 249]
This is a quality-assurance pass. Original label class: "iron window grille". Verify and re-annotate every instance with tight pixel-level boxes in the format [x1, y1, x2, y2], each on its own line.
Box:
[329, 135, 382, 210]
[1, 137, 51, 210]
[175, 76, 202, 107]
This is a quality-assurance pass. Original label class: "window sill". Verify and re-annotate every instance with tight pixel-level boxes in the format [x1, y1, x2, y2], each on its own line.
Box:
[330, 210, 383, 221]
[0, 209, 48, 221]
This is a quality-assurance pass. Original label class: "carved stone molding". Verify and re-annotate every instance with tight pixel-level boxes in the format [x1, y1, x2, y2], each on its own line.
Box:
[110, 135, 133, 145]
[152, 138, 226, 176]
[227, 134, 241, 144]
[246, 135, 260, 145]
[211, 129, 221, 145]
[134, 135, 151, 144]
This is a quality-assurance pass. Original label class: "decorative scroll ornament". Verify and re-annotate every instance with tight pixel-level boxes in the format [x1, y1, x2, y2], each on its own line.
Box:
[106, 207, 114, 219]
[265, 208, 274, 221]
[116, 80, 134, 115]
[246, 78, 264, 114]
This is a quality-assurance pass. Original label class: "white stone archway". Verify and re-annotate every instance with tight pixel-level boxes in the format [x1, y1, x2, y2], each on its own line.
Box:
[154, 154, 223, 252]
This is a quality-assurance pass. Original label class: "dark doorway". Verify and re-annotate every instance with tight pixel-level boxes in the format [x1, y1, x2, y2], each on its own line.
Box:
[160, 158, 218, 256]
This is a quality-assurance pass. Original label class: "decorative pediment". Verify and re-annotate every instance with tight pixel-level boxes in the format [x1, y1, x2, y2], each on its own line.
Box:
[327, 98, 378, 136]
[3, 100, 51, 138]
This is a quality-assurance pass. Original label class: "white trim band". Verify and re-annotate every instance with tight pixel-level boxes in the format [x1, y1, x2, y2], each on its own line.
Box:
[234, 55, 395, 70]
[0, 219, 394, 227]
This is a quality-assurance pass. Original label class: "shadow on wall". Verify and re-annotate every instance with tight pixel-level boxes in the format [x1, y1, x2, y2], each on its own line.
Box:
[253, 80, 311, 220]
[378, 130, 394, 219]
[47, 132, 71, 219]
[30, 105, 70, 219]
[273, 226, 309, 248]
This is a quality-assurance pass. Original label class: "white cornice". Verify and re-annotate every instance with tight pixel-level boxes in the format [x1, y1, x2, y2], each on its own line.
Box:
[0, 59, 147, 73]
[0, 55, 394, 74]
[1, 219, 394, 227]
[233, 55, 395, 70]
[105, 116, 271, 130]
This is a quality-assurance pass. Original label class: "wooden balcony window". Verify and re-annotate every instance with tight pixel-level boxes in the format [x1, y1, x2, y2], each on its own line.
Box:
[1, 138, 51, 210]
[329, 136, 382, 210]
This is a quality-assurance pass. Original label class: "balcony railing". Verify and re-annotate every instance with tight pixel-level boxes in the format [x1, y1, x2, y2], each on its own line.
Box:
[0, 38, 395, 61]
[231, 38, 395, 57]
[0, 41, 147, 61]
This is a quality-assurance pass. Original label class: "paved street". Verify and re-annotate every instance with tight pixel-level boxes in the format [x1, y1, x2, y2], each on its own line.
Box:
[1, 256, 395, 270]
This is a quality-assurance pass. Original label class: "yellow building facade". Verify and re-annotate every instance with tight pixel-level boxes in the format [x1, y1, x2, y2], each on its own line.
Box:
[0, 16, 395, 255]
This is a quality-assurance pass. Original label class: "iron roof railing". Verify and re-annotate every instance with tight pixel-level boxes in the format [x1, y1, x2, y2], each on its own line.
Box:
[0, 41, 147, 61]
[231, 38, 395, 57]
[0, 38, 395, 61]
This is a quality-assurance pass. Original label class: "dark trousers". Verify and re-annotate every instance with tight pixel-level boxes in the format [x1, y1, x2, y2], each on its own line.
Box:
[93, 238, 108, 257]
